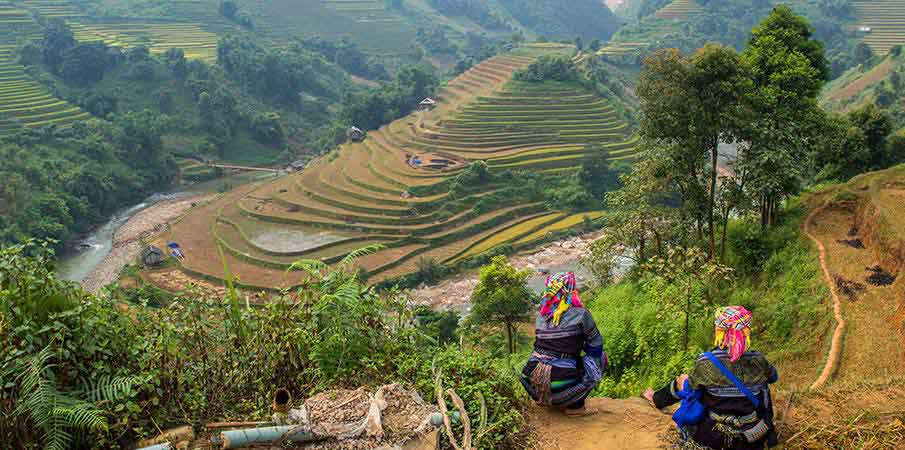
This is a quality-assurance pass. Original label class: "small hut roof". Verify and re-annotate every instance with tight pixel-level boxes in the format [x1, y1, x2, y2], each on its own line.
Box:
[349, 126, 363, 133]
[420, 97, 437, 105]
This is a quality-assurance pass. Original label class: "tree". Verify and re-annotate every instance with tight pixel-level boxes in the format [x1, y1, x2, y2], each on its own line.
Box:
[467, 256, 533, 354]
[637, 45, 750, 259]
[642, 247, 732, 350]
[742, 6, 828, 227]
[583, 146, 675, 286]
[41, 19, 75, 73]
[60, 43, 112, 85]
[589, 39, 602, 52]
[578, 145, 620, 199]
[854, 42, 873, 65]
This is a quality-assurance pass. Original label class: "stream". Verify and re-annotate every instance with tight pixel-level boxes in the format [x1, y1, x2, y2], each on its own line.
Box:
[56, 172, 278, 282]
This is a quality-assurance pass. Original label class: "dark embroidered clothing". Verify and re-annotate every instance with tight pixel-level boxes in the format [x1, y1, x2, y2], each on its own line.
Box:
[521, 307, 605, 408]
[653, 349, 779, 450]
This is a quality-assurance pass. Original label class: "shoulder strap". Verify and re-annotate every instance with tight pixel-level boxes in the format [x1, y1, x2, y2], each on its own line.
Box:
[704, 352, 761, 408]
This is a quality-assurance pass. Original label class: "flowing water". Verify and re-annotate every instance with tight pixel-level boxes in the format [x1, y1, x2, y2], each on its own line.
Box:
[55, 172, 278, 282]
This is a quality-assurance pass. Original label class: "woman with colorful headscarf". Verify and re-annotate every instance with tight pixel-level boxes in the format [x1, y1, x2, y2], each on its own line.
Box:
[643, 306, 779, 449]
[520, 272, 605, 416]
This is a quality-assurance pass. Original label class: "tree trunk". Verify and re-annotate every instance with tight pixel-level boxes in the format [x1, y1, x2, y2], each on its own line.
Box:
[708, 139, 718, 260]
[720, 208, 730, 262]
[506, 323, 514, 354]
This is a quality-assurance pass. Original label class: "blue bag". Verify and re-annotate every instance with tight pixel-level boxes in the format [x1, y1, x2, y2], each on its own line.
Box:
[671, 379, 706, 427]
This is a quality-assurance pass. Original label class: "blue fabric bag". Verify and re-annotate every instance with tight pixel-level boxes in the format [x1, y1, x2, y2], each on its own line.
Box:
[671, 379, 706, 427]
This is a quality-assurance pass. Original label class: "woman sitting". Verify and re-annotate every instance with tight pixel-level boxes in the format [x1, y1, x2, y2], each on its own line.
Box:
[644, 306, 778, 450]
[521, 272, 605, 416]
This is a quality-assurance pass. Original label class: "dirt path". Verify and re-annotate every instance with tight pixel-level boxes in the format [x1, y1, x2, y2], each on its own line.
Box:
[802, 205, 846, 391]
[804, 202, 903, 388]
[528, 397, 671, 450]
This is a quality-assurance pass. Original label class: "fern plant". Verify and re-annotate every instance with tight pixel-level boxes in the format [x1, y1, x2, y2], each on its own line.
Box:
[9, 346, 141, 450]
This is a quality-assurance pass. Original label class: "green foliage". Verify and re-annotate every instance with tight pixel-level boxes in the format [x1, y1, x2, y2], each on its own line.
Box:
[1, 243, 527, 449]
[512, 56, 578, 82]
[0, 114, 176, 248]
[427, 0, 511, 31]
[466, 256, 533, 354]
[592, 207, 829, 398]
[497, 0, 621, 40]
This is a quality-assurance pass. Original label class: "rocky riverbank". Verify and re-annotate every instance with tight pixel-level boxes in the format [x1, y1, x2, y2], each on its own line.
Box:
[81, 195, 211, 293]
[410, 234, 598, 311]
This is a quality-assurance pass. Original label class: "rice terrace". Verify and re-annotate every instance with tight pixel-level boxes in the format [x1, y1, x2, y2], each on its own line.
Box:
[143, 45, 638, 293]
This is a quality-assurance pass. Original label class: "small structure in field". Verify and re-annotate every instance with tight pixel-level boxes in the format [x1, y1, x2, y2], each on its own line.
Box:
[140, 245, 164, 267]
[287, 159, 306, 171]
[418, 97, 437, 111]
[347, 126, 365, 142]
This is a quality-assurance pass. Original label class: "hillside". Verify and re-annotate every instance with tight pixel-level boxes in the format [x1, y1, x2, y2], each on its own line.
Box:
[852, 0, 905, 55]
[822, 49, 905, 128]
[138, 47, 640, 293]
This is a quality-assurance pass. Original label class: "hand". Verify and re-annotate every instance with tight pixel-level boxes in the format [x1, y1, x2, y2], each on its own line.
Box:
[676, 374, 689, 388]
[643, 388, 655, 407]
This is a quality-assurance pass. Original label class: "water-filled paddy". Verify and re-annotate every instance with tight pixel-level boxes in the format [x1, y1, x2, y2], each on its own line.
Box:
[248, 227, 351, 253]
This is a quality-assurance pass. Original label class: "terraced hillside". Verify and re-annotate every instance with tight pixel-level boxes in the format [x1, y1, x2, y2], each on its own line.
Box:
[242, 0, 415, 57]
[147, 51, 639, 292]
[0, 4, 90, 136]
[15, 0, 227, 63]
[654, 0, 702, 20]
[853, 0, 905, 54]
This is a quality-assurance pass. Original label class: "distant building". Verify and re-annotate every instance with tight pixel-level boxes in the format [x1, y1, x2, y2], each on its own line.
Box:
[288, 160, 307, 171]
[858, 26, 872, 33]
[140, 245, 164, 267]
[347, 126, 365, 142]
[419, 97, 437, 111]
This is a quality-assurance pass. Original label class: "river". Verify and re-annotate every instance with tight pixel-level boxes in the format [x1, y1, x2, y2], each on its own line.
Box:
[56, 172, 279, 282]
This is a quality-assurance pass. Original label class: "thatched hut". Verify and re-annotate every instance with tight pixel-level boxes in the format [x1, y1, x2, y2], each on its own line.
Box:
[140, 245, 164, 267]
[347, 126, 365, 142]
[418, 97, 437, 111]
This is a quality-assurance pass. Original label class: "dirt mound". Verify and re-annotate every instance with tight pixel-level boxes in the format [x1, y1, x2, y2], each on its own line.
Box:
[866, 265, 897, 286]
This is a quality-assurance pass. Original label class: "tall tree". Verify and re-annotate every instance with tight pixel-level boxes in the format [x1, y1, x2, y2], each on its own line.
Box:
[637, 45, 749, 259]
[742, 5, 829, 227]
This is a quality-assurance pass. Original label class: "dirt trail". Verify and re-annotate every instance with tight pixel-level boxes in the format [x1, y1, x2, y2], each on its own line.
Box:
[802, 205, 846, 391]
[804, 202, 903, 388]
[529, 397, 671, 450]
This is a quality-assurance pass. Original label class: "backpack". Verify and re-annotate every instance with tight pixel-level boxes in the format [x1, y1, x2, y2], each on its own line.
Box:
[671, 379, 706, 427]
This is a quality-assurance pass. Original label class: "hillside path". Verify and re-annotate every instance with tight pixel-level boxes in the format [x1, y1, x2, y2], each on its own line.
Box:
[802, 205, 846, 390]
[528, 397, 671, 449]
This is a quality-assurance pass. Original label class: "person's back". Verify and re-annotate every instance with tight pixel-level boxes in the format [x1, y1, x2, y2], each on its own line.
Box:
[521, 272, 605, 416]
[645, 306, 778, 450]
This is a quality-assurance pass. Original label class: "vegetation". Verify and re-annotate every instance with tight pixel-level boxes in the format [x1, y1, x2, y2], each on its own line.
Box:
[0, 241, 528, 450]
[466, 255, 533, 354]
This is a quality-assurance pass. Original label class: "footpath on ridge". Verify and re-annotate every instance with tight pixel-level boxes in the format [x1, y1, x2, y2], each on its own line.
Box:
[527, 397, 671, 449]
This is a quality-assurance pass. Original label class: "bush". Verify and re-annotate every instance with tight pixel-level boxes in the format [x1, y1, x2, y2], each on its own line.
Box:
[512, 56, 578, 82]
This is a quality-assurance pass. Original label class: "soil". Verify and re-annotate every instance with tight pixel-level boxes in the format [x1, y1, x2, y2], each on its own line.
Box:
[834, 275, 866, 301]
[81, 195, 211, 293]
[307, 389, 371, 426]
[865, 265, 897, 286]
[836, 238, 865, 249]
[805, 203, 902, 387]
[527, 397, 671, 450]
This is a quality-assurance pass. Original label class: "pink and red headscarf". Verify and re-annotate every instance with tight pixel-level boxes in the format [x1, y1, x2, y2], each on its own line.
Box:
[540, 272, 583, 326]
[714, 306, 753, 362]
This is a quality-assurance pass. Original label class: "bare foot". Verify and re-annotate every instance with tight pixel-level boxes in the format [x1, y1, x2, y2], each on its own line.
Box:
[563, 406, 599, 417]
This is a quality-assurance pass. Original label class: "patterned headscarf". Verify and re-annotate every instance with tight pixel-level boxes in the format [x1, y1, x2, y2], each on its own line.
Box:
[714, 306, 753, 362]
[539, 272, 583, 326]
